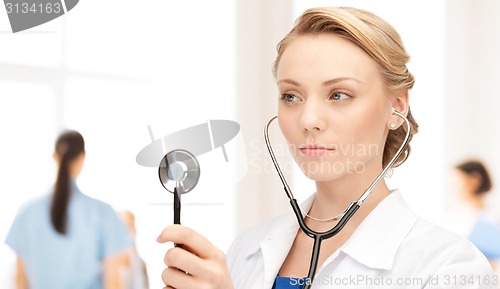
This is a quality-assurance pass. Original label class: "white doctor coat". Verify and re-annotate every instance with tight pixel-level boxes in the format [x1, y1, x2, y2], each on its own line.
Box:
[226, 190, 498, 289]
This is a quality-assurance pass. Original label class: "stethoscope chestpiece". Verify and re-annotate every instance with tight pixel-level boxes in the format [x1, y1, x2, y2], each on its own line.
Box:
[158, 149, 200, 194]
[158, 149, 200, 227]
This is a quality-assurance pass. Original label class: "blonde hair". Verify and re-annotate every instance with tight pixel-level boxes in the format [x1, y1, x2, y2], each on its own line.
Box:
[274, 7, 418, 167]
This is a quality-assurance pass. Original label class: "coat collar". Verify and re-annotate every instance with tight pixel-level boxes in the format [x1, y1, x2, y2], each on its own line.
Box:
[245, 194, 314, 287]
[245, 190, 418, 286]
[339, 190, 418, 270]
[244, 193, 314, 257]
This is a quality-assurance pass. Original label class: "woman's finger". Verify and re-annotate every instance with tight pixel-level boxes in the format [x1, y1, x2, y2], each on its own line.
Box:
[157, 225, 223, 260]
[164, 246, 206, 276]
[161, 267, 198, 289]
[158, 225, 234, 289]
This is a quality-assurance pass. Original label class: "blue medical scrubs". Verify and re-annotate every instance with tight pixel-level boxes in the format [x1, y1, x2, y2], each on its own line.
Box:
[5, 181, 133, 289]
[272, 276, 306, 289]
[468, 214, 500, 261]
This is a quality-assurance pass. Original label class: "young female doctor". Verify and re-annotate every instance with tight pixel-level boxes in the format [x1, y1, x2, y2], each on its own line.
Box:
[157, 7, 497, 289]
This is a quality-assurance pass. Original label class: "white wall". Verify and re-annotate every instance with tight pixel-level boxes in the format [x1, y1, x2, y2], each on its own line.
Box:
[234, 0, 294, 233]
[443, 0, 500, 221]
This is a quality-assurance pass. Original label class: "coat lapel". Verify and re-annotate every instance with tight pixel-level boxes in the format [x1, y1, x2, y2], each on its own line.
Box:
[260, 226, 298, 289]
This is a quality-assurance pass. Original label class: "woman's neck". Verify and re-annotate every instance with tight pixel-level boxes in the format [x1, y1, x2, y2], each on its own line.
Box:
[307, 165, 392, 231]
[463, 195, 485, 212]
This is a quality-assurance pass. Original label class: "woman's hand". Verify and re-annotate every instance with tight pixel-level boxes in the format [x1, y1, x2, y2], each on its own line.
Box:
[157, 225, 234, 289]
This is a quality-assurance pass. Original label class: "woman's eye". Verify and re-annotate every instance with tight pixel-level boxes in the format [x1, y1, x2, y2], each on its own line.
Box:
[281, 93, 299, 103]
[330, 92, 351, 101]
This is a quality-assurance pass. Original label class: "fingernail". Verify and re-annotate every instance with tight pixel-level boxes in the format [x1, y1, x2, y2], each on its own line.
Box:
[156, 235, 161, 242]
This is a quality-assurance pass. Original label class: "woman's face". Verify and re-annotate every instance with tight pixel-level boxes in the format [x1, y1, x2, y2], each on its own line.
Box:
[450, 169, 480, 200]
[276, 34, 394, 181]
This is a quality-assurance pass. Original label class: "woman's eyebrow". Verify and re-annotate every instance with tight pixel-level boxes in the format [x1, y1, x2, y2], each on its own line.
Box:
[277, 79, 301, 86]
[322, 77, 365, 86]
[277, 77, 365, 87]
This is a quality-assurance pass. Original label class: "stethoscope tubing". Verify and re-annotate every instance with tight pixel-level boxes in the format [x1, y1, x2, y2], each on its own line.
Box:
[264, 110, 411, 288]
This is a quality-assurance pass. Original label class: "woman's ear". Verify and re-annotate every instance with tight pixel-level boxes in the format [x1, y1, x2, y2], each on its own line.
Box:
[388, 90, 409, 130]
[70, 152, 86, 178]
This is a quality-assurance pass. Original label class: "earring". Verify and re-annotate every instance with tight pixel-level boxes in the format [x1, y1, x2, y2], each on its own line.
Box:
[390, 123, 396, 129]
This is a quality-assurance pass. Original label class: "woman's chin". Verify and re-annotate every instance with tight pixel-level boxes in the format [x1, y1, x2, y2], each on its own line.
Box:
[301, 169, 343, 182]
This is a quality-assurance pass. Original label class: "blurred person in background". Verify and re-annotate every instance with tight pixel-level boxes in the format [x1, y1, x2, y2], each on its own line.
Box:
[118, 210, 149, 289]
[4, 130, 132, 289]
[451, 160, 500, 270]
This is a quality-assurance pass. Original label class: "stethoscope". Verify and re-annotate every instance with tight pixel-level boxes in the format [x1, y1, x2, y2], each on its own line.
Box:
[264, 109, 411, 288]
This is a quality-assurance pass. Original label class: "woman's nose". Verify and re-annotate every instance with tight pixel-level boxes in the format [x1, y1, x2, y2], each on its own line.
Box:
[300, 99, 326, 132]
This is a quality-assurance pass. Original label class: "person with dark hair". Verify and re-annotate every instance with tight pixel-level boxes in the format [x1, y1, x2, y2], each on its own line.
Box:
[454, 160, 500, 269]
[5, 130, 132, 289]
[456, 160, 493, 203]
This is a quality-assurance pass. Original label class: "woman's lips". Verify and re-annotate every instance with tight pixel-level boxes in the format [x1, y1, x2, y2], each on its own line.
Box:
[299, 146, 335, 157]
